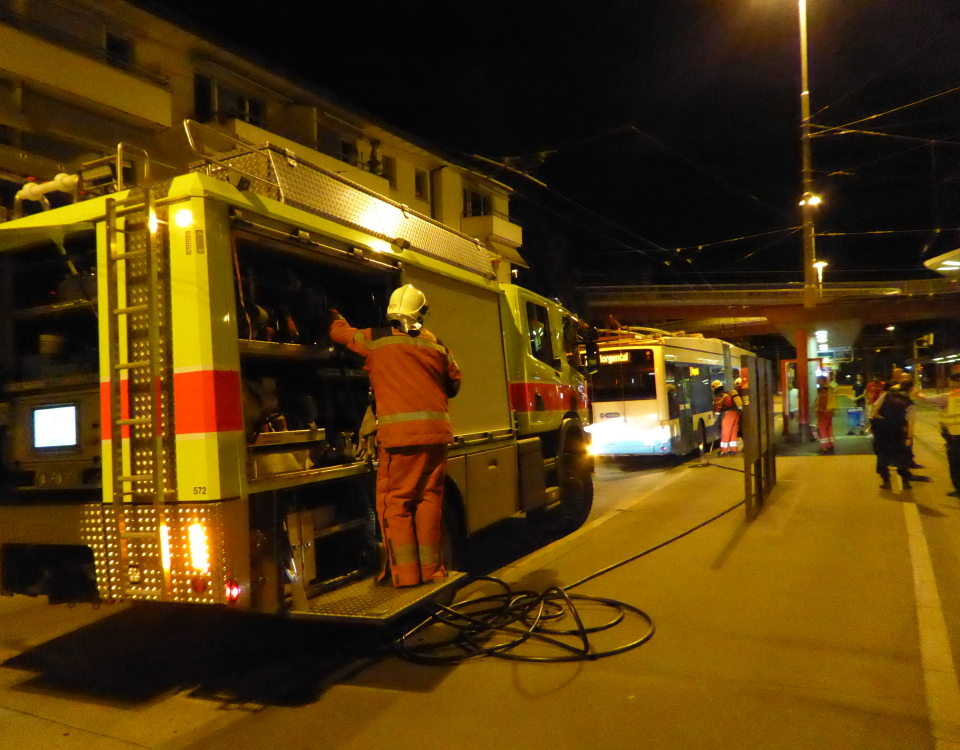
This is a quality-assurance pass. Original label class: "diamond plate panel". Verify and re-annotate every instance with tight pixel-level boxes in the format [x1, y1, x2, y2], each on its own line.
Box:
[196, 146, 495, 278]
[304, 571, 467, 624]
[86, 504, 229, 603]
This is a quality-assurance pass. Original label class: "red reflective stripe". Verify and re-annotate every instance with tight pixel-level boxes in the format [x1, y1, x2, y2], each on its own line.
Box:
[100, 379, 131, 439]
[508, 382, 589, 413]
[174, 370, 243, 434]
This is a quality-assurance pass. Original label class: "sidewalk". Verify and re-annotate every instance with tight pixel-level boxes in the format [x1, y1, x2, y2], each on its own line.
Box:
[185, 406, 960, 749]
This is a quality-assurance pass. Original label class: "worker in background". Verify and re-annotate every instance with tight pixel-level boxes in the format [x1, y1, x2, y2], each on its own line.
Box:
[328, 285, 462, 587]
[893, 372, 924, 471]
[864, 374, 884, 433]
[872, 379, 916, 490]
[916, 372, 960, 499]
[712, 380, 741, 456]
[815, 374, 838, 454]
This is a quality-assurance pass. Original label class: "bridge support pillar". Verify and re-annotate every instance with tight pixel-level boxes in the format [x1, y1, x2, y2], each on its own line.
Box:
[795, 328, 813, 442]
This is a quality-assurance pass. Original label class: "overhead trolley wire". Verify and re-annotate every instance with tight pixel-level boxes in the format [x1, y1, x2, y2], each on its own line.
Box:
[813, 86, 960, 138]
[812, 21, 960, 120]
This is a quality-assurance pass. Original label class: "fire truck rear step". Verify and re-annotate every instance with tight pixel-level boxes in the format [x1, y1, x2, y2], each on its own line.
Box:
[297, 571, 467, 625]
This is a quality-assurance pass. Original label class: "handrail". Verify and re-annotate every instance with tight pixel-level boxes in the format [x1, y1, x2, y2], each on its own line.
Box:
[183, 119, 283, 196]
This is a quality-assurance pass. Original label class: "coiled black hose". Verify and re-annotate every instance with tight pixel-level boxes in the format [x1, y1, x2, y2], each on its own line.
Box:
[395, 498, 746, 664]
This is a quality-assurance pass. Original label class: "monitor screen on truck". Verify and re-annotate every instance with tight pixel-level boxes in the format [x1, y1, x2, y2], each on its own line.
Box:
[33, 404, 78, 449]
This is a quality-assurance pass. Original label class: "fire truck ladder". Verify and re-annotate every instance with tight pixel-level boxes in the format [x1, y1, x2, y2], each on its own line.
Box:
[103, 188, 175, 601]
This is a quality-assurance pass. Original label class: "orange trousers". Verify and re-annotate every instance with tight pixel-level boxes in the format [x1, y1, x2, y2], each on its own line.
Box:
[817, 411, 835, 448]
[376, 444, 448, 587]
[720, 411, 740, 453]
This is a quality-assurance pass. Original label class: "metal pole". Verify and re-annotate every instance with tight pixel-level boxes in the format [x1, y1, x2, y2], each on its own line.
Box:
[796, 328, 811, 441]
[799, 0, 818, 308]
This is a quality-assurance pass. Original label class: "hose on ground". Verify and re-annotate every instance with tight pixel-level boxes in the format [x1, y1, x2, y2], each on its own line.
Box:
[394, 498, 746, 665]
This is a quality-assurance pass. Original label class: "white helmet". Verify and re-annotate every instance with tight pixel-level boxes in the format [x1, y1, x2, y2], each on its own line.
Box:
[387, 284, 428, 333]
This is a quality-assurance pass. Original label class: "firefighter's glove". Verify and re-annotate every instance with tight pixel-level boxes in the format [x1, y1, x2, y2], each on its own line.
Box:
[356, 405, 379, 463]
[326, 308, 345, 330]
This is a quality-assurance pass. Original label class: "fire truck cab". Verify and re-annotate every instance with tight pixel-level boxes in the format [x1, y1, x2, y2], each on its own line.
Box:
[0, 129, 593, 623]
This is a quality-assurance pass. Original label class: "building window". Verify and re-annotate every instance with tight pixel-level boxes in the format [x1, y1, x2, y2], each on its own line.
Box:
[382, 155, 397, 188]
[414, 169, 428, 201]
[105, 32, 133, 69]
[193, 74, 265, 127]
[320, 128, 359, 167]
[463, 188, 491, 217]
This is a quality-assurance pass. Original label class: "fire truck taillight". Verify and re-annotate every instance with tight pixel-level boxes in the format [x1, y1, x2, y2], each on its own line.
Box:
[188, 522, 209, 572]
[225, 579, 242, 604]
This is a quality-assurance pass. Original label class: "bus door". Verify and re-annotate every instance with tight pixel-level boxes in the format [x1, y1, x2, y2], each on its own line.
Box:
[666, 363, 694, 451]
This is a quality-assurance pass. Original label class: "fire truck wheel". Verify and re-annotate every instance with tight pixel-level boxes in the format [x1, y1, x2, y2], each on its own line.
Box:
[441, 484, 467, 572]
[557, 444, 593, 532]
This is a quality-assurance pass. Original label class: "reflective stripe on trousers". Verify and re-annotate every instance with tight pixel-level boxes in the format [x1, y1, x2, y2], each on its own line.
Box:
[377, 444, 448, 587]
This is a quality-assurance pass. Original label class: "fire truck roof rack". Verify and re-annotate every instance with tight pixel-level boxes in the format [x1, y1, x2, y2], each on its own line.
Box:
[183, 119, 497, 279]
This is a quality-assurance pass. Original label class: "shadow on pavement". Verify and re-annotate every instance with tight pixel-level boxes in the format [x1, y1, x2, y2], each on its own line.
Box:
[1, 514, 600, 708]
[3, 602, 389, 707]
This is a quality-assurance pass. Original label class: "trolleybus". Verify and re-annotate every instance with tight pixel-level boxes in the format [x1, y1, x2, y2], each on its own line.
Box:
[586, 328, 752, 457]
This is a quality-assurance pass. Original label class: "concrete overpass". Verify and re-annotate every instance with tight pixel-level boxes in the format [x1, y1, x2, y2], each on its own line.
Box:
[587, 277, 960, 340]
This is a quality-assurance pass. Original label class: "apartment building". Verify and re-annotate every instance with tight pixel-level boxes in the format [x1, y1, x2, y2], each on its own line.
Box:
[0, 0, 523, 274]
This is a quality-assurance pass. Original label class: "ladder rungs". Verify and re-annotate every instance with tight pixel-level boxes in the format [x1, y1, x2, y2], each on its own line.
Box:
[113, 305, 148, 315]
[116, 418, 152, 426]
[120, 531, 156, 539]
[116, 489, 176, 495]
[110, 249, 146, 259]
[115, 361, 150, 370]
[117, 474, 153, 482]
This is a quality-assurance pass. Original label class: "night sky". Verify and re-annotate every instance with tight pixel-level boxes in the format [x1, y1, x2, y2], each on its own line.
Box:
[148, 0, 960, 288]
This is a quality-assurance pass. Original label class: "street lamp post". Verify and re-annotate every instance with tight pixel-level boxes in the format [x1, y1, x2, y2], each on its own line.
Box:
[798, 0, 819, 309]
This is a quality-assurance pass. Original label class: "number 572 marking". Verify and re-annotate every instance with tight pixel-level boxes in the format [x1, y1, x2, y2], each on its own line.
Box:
[193, 486, 207, 495]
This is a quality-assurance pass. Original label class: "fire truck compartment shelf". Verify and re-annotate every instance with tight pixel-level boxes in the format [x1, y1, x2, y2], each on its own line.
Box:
[14, 299, 98, 320]
[2, 374, 99, 394]
[238, 340, 337, 361]
[252, 429, 327, 447]
[247, 460, 372, 492]
[300, 571, 467, 624]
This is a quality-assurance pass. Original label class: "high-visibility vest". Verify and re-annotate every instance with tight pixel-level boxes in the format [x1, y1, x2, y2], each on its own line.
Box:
[944, 390, 960, 436]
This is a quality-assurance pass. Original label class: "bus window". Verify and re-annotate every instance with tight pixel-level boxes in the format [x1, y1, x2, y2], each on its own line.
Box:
[664, 363, 681, 419]
[591, 349, 656, 402]
[562, 315, 579, 367]
[526, 302, 556, 368]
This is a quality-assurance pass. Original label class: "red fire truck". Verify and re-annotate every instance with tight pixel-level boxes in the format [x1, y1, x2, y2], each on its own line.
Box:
[0, 126, 595, 623]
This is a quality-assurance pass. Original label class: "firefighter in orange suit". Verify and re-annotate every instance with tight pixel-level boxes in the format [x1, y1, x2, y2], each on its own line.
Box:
[712, 380, 741, 456]
[328, 285, 462, 587]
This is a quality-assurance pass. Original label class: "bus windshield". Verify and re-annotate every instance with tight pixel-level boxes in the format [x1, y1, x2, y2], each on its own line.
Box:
[591, 348, 657, 402]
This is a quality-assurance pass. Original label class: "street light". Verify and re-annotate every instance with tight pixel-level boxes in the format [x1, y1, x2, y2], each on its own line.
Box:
[797, 0, 820, 309]
[813, 260, 828, 296]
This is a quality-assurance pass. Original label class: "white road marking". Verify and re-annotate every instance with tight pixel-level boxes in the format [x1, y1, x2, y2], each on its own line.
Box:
[903, 501, 960, 748]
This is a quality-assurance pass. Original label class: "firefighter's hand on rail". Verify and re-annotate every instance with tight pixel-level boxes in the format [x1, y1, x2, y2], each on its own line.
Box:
[326, 308, 345, 329]
[356, 405, 378, 462]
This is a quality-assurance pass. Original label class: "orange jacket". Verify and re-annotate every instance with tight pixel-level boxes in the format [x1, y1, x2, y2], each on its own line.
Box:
[330, 316, 462, 447]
